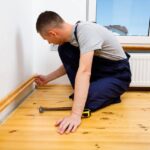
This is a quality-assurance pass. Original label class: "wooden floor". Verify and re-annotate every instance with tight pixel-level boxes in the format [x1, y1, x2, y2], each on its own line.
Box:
[0, 85, 150, 150]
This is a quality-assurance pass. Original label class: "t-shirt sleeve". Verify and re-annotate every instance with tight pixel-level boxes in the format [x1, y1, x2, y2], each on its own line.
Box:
[77, 24, 104, 54]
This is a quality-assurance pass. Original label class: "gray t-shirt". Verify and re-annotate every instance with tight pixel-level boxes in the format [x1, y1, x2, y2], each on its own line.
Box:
[69, 22, 127, 60]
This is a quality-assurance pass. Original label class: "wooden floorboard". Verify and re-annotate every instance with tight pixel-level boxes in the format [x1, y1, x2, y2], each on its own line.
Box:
[0, 85, 150, 150]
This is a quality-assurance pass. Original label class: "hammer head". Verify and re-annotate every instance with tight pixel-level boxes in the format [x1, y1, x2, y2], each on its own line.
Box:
[39, 106, 44, 113]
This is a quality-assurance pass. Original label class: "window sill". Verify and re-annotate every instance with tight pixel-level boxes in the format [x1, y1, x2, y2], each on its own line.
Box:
[122, 44, 150, 51]
[117, 36, 150, 51]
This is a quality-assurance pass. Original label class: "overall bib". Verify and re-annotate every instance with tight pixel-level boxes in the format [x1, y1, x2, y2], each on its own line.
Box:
[58, 23, 131, 112]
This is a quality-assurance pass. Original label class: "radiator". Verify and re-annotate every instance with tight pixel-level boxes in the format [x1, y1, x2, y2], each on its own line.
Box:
[129, 53, 150, 87]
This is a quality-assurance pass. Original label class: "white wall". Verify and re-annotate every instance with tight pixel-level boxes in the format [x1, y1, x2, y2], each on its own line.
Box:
[32, 0, 86, 84]
[0, 0, 33, 99]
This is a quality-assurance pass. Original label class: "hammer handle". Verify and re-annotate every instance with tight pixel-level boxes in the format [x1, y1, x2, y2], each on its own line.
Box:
[40, 106, 72, 111]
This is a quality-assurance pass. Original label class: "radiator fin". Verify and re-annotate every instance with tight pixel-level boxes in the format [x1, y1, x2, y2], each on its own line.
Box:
[129, 53, 150, 87]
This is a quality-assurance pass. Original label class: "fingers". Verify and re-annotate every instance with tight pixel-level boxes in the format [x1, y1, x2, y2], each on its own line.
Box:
[34, 75, 41, 78]
[34, 75, 46, 86]
[71, 125, 78, 133]
[58, 122, 70, 134]
[55, 119, 79, 134]
[55, 118, 70, 134]
[65, 124, 74, 134]
[35, 78, 43, 86]
[59, 122, 78, 134]
[55, 118, 63, 126]
[55, 115, 81, 135]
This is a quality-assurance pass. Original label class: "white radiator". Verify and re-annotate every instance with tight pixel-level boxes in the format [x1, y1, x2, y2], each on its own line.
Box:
[129, 53, 150, 87]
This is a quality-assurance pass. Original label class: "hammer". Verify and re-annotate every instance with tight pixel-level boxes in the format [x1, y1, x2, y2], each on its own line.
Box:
[39, 106, 91, 118]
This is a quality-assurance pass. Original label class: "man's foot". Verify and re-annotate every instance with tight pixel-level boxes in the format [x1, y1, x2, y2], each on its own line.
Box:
[69, 93, 74, 100]
[112, 96, 121, 103]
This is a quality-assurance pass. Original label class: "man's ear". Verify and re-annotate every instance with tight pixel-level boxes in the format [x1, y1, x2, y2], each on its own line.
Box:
[47, 30, 57, 37]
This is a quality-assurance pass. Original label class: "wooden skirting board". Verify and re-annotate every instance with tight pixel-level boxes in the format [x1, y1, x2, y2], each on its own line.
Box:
[0, 76, 35, 112]
[0, 77, 71, 113]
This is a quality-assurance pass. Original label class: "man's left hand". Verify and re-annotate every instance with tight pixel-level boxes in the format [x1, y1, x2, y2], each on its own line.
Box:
[55, 114, 81, 134]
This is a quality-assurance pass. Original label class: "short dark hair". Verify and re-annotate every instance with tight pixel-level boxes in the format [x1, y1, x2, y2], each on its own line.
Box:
[36, 11, 64, 33]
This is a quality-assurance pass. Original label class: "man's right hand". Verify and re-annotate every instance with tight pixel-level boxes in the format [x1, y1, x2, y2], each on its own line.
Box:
[35, 75, 49, 86]
[34, 65, 66, 86]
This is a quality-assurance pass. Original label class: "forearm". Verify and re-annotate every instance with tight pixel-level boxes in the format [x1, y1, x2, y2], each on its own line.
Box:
[47, 64, 66, 82]
[71, 71, 91, 117]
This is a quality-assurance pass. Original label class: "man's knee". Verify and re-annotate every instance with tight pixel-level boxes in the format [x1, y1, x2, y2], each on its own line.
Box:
[84, 78, 128, 111]
[85, 96, 121, 112]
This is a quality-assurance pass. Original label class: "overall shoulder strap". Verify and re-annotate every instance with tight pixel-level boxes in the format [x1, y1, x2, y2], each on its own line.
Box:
[74, 21, 81, 45]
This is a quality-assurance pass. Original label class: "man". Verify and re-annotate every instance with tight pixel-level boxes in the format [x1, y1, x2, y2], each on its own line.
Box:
[35, 11, 131, 134]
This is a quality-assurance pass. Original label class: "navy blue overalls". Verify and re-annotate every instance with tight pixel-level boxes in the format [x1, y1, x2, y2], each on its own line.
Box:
[58, 22, 131, 112]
